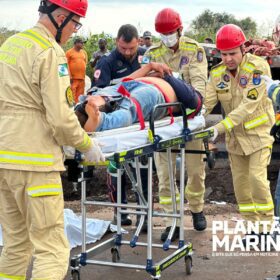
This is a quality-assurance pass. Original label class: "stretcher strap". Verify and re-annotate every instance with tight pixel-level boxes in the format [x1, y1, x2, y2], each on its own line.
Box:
[117, 83, 145, 129]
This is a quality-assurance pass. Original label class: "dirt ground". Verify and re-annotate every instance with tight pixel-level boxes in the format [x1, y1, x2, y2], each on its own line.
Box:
[58, 115, 280, 280]
[2, 114, 280, 280]
[59, 155, 280, 280]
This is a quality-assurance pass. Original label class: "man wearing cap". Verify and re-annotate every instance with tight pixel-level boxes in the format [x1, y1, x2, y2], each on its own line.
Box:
[0, 0, 104, 279]
[66, 37, 88, 103]
[90, 38, 110, 69]
[143, 30, 153, 50]
[143, 8, 208, 242]
[205, 24, 274, 244]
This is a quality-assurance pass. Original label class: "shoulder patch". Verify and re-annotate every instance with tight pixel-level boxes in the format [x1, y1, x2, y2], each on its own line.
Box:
[252, 71, 261, 85]
[65, 86, 75, 107]
[58, 63, 69, 77]
[239, 76, 248, 87]
[247, 88, 258, 100]
[94, 69, 101, 79]
[179, 56, 189, 68]
[197, 50, 204, 62]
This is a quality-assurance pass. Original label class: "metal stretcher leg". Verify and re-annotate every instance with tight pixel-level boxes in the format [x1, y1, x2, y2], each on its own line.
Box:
[163, 148, 178, 250]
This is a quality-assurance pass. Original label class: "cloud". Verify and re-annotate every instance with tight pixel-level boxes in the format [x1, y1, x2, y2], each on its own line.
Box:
[0, 0, 278, 37]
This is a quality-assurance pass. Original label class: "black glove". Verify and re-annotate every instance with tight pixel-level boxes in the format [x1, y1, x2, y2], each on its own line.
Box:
[270, 124, 280, 143]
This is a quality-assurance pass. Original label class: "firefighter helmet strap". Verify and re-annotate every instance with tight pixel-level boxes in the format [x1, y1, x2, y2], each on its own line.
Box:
[38, 1, 74, 43]
[54, 13, 74, 43]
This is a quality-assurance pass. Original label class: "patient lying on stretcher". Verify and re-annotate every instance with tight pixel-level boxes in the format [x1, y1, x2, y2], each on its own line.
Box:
[75, 62, 203, 132]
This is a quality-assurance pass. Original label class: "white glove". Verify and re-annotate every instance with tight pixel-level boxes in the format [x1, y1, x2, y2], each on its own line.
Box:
[207, 126, 218, 142]
[261, 75, 280, 92]
[84, 138, 105, 163]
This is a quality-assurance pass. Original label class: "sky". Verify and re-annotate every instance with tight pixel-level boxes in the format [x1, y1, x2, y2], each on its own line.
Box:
[0, 0, 279, 37]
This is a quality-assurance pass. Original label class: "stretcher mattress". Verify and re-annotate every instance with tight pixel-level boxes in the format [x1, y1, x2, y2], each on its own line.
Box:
[64, 115, 205, 157]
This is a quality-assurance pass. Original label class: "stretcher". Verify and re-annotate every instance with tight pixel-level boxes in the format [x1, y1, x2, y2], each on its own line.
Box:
[65, 103, 215, 280]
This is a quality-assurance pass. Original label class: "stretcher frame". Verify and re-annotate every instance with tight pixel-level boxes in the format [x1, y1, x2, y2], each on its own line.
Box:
[68, 103, 215, 280]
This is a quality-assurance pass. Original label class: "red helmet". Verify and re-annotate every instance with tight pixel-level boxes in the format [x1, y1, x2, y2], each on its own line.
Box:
[216, 24, 246, 51]
[48, 0, 88, 17]
[155, 8, 182, 34]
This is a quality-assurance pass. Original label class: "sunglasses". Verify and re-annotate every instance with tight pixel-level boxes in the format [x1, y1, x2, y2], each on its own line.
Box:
[71, 18, 83, 31]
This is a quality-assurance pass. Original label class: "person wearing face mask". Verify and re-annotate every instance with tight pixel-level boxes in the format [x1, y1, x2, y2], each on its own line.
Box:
[143, 8, 208, 242]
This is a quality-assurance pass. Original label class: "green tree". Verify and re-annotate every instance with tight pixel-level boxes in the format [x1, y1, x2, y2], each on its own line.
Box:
[0, 27, 18, 46]
[63, 32, 115, 79]
[186, 9, 257, 43]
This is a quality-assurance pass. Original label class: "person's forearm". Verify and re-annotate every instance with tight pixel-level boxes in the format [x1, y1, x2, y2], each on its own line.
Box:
[127, 63, 153, 79]
[84, 115, 100, 132]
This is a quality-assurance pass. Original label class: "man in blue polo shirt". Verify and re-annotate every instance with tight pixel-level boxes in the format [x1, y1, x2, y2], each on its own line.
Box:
[92, 24, 146, 227]
[92, 24, 145, 88]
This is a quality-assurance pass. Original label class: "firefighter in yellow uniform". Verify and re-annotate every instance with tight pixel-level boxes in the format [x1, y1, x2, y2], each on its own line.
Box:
[143, 8, 208, 242]
[0, 1, 104, 280]
[205, 24, 274, 242]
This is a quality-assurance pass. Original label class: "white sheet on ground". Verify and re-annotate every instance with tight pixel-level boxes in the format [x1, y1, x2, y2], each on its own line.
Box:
[64, 209, 111, 249]
[0, 209, 126, 249]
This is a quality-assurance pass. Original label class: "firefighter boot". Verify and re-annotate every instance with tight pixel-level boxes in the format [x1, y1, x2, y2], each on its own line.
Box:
[160, 226, 180, 242]
[265, 275, 280, 280]
[191, 211, 207, 231]
[136, 214, 148, 233]
[113, 209, 132, 226]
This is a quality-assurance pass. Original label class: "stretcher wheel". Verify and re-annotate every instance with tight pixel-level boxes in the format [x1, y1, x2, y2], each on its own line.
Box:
[71, 270, 81, 280]
[185, 256, 192, 275]
[111, 248, 120, 263]
[207, 151, 215, 169]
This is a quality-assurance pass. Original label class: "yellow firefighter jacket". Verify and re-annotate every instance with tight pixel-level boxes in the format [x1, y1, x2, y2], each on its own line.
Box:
[143, 36, 207, 97]
[205, 53, 274, 155]
[0, 23, 92, 171]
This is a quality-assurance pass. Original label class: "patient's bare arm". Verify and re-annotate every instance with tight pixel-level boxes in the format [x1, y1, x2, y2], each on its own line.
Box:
[127, 62, 172, 79]
[84, 99, 101, 132]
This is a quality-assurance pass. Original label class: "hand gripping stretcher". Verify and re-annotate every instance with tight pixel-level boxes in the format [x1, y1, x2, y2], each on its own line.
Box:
[64, 103, 215, 279]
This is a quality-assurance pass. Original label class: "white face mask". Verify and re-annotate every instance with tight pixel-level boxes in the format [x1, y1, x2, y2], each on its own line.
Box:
[160, 32, 178, 47]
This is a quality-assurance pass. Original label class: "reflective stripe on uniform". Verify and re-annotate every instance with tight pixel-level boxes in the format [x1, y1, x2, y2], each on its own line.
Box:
[272, 87, 280, 105]
[241, 62, 255, 73]
[149, 48, 168, 59]
[244, 113, 268, 130]
[76, 133, 91, 151]
[185, 188, 204, 197]
[239, 201, 274, 212]
[221, 117, 234, 131]
[0, 151, 54, 166]
[255, 201, 274, 211]
[159, 194, 180, 205]
[180, 42, 197, 52]
[239, 203, 256, 212]
[20, 30, 52, 50]
[211, 65, 226, 77]
[0, 273, 26, 280]
[27, 184, 62, 197]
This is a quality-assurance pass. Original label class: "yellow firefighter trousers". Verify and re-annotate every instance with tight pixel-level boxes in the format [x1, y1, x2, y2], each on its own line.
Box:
[155, 139, 206, 227]
[229, 148, 274, 232]
[0, 170, 69, 280]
